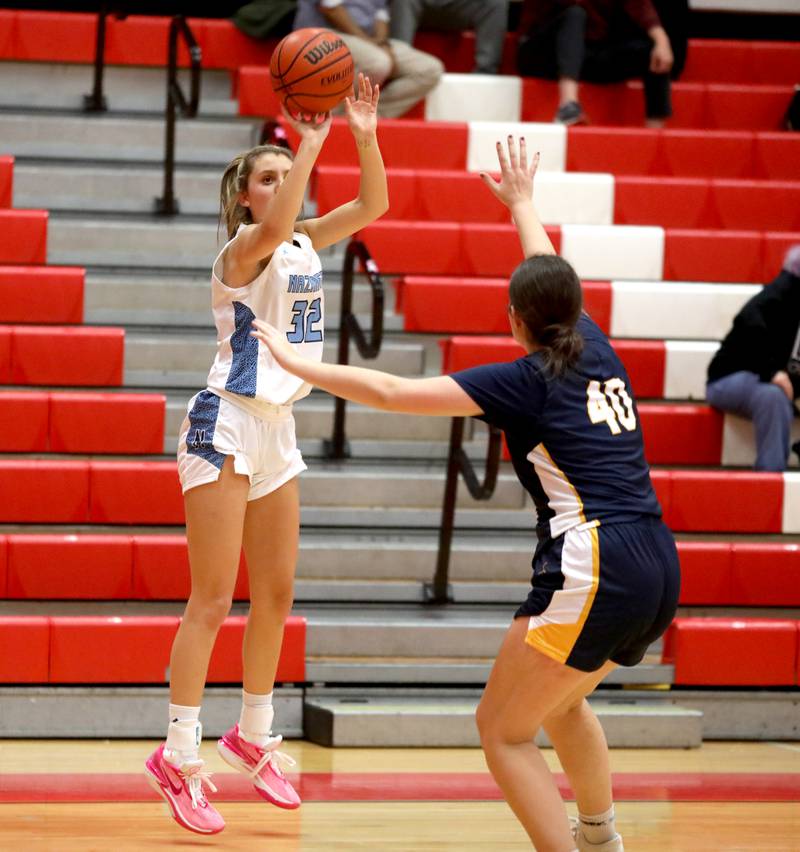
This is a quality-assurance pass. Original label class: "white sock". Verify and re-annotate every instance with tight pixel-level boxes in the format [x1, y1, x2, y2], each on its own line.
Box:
[578, 805, 617, 845]
[165, 703, 201, 765]
[238, 689, 274, 747]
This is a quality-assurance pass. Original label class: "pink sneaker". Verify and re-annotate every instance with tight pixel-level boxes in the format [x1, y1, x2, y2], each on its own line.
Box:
[217, 724, 300, 809]
[144, 743, 225, 835]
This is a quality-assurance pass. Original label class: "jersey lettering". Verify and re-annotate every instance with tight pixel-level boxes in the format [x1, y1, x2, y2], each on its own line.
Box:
[586, 378, 636, 435]
[287, 297, 323, 343]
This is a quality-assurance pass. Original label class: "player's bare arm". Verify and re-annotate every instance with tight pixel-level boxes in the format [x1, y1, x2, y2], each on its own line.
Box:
[251, 319, 481, 417]
[300, 73, 389, 251]
[233, 111, 331, 271]
[479, 136, 556, 259]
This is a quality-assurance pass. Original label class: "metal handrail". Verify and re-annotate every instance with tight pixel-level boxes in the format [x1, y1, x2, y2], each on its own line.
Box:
[324, 238, 385, 459]
[424, 417, 502, 604]
[84, 3, 128, 113]
[155, 15, 202, 215]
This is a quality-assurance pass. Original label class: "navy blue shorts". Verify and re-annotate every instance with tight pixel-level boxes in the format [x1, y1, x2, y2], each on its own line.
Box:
[515, 516, 680, 672]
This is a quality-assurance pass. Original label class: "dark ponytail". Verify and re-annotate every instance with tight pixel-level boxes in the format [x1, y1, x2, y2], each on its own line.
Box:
[509, 254, 584, 377]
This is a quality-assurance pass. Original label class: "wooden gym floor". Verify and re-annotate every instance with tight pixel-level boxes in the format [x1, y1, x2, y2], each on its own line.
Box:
[1, 739, 798, 850]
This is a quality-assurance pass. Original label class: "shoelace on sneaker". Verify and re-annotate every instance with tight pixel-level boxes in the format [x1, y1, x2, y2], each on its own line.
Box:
[181, 767, 218, 810]
[248, 743, 297, 780]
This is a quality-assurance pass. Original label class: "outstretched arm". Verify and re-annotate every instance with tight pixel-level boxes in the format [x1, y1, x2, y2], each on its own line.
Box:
[251, 320, 481, 416]
[231, 111, 331, 270]
[479, 136, 556, 259]
[300, 74, 389, 251]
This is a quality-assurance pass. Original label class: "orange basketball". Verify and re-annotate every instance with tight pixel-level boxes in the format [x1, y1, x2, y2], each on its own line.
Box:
[270, 28, 354, 115]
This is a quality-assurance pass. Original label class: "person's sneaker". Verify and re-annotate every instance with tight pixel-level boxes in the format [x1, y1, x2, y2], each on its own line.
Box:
[144, 743, 224, 835]
[570, 817, 624, 851]
[554, 100, 588, 126]
[217, 724, 301, 809]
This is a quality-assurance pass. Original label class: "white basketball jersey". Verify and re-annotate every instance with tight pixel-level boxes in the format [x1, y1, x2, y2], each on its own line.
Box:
[206, 228, 324, 415]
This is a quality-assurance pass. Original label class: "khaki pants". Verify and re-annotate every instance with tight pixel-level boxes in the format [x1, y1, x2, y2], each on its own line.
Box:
[339, 34, 443, 118]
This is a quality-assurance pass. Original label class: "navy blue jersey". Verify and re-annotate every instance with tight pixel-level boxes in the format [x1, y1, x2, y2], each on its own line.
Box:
[451, 314, 661, 539]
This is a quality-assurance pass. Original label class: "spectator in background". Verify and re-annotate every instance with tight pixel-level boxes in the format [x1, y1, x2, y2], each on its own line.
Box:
[389, 0, 510, 75]
[706, 246, 800, 472]
[516, 0, 674, 127]
[294, 0, 443, 118]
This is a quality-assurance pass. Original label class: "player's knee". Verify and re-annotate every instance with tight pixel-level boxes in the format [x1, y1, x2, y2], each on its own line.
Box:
[186, 593, 232, 631]
[251, 581, 294, 618]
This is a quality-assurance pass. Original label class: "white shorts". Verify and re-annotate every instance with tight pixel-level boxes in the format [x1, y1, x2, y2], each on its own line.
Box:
[177, 390, 306, 501]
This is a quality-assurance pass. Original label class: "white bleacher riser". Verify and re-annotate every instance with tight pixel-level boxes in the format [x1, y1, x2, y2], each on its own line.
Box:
[536, 172, 614, 226]
[425, 74, 522, 122]
[561, 225, 664, 280]
[664, 341, 720, 400]
[721, 415, 800, 468]
[466, 122, 566, 172]
[610, 282, 761, 339]
[781, 473, 800, 533]
[689, 0, 800, 12]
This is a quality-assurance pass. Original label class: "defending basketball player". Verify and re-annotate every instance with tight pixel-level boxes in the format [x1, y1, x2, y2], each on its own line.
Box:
[144, 74, 388, 835]
[252, 136, 680, 852]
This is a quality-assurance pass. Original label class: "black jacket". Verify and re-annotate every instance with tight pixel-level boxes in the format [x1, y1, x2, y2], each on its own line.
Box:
[707, 268, 800, 400]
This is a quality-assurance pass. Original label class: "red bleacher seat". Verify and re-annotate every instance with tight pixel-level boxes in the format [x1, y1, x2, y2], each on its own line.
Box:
[614, 178, 800, 231]
[638, 404, 723, 466]
[0, 460, 89, 523]
[49, 392, 165, 454]
[0, 155, 12, 207]
[0, 391, 49, 452]
[0, 266, 84, 324]
[0, 616, 49, 682]
[6, 535, 133, 600]
[314, 119, 469, 171]
[207, 616, 306, 683]
[49, 616, 179, 683]
[0, 535, 6, 597]
[567, 129, 800, 181]
[0, 326, 9, 383]
[132, 535, 249, 600]
[89, 461, 183, 525]
[362, 222, 560, 277]
[669, 471, 783, 534]
[8, 326, 124, 386]
[663, 618, 798, 686]
[399, 277, 611, 334]
[676, 542, 732, 606]
[676, 542, 800, 607]
[683, 40, 800, 87]
[730, 544, 800, 607]
[663, 229, 769, 283]
[0, 210, 47, 264]
[45, 615, 305, 684]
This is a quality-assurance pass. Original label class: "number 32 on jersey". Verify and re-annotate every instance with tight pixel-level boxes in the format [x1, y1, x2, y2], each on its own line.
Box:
[586, 378, 637, 435]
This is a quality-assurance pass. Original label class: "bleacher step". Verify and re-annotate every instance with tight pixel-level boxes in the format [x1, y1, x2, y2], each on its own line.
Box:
[85, 270, 396, 328]
[306, 656, 673, 686]
[124, 331, 427, 388]
[0, 685, 302, 738]
[303, 693, 703, 748]
[0, 112, 258, 164]
[0, 62, 234, 115]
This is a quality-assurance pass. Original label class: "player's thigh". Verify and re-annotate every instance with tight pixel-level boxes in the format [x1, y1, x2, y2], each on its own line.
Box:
[477, 616, 602, 744]
[183, 455, 250, 598]
[242, 476, 300, 603]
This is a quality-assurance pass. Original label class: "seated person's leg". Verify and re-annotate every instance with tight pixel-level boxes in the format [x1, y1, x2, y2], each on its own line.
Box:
[378, 39, 444, 118]
[338, 33, 393, 90]
[389, 0, 424, 45]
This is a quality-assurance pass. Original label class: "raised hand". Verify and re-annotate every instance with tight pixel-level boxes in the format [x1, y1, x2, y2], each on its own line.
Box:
[479, 136, 540, 210]
[344, 73, 379, 143]
[281, 104, 332, 146]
